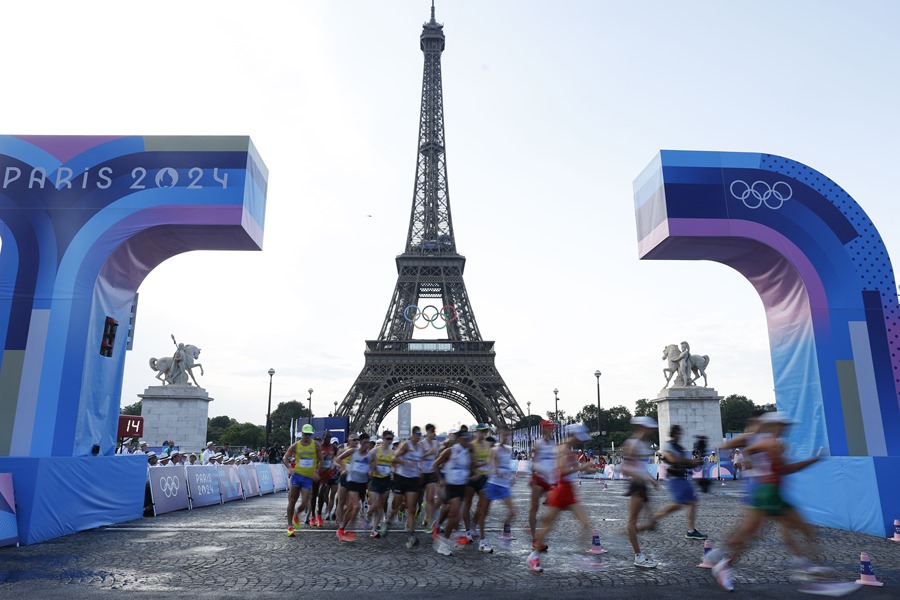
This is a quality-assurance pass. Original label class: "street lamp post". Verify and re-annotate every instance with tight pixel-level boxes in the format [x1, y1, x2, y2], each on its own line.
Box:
[334, 400, 338, 418]
[308, 388, 314, 426]
[594, 370, 602, 452]
[553, 388, 559, 443]
[265, 368, 275, 448]
[526, 400, 531, 453]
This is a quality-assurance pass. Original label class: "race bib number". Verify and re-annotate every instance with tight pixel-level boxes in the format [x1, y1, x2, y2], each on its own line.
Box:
[298, 458, 314, 468]
[376, 464, 392, 476]
[323, 458, 333, 468]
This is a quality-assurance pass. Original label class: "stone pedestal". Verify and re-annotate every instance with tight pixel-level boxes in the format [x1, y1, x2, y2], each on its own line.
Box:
[653, 386, 724, 447]
[138, 385, 213, 455]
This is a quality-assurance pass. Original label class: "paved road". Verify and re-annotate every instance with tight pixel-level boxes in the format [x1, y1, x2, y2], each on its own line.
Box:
[1, 478, 898, 599]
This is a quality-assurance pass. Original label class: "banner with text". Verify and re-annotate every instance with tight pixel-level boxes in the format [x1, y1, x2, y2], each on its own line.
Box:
[185, 466, 221, 508]
[238, 464, 260, 498]
[271, 464, 288, 492]
[255, 463, 274, 495]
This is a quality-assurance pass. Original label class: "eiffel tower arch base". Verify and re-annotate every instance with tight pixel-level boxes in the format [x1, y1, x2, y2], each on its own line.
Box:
[339, 340, 523, 434]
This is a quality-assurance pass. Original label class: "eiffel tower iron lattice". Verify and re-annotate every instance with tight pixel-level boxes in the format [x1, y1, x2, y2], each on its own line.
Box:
[336, 6, 524, 435]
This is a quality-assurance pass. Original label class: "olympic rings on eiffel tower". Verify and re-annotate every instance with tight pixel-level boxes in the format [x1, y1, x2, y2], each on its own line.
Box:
[404, 305, 458, 329]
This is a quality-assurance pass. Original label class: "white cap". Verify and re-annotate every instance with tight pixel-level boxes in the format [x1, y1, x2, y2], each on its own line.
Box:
[448, 428, 459, 435]
[146, 451, 157, 458]
[331, 437, 340, 445]
[567, 424, 592, 441]
[758, 411, 795, 425]
[631, 416, 658, 429]
[139, 441, 147, 445]
[206, 441, 214, 446]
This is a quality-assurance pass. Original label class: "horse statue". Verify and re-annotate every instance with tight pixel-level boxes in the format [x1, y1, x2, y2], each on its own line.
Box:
[662, 342, 710, 388]
[150, 337, 204, 386]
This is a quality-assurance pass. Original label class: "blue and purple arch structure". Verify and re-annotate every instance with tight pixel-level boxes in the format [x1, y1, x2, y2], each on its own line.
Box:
[0, 135, 268, 543]
[634, 150, 900, 536]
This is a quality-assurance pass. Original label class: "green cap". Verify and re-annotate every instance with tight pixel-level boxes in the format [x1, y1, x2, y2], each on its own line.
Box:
[301, 424, 314, 434]
[475, 423, 490, 431]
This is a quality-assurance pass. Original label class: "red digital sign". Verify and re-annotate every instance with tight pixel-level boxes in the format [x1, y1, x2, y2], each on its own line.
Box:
[117, 415, 144, 438]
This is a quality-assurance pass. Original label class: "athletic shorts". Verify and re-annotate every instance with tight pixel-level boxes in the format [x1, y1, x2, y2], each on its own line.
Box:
[338, 473, 348, 487]
[468, 474, 488, 492]
[668, 478, 697, 505]
[625, 480, 649, 502]
[530, 474, 556, 491]
[751, 481, 792, 516]
[392, 474, 421, 495]
[319, 469, 335, 481]
[484, 482, 512, 501]
[422, 472, 439, 485]
[345, 480, 368, 495]
[444, 484, 467, 501]
[547, 481, 577, 509]
[290, 473, 314, 490]
[369, 476, 392, 495]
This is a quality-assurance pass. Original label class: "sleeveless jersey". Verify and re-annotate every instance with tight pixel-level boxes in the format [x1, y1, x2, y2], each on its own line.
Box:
[421, 438, 440, 474]
[472, 440, 491, 475]
[293, 440, 318, 477]
[533, 439, 558, 484]
[487, 444, 515, 488]
[444, 444, 471, 485]
[395, 440, 423, 479]
[347, 448, 372, 483]
[320, 444, 335, 472]
[373, 446, 393, 478]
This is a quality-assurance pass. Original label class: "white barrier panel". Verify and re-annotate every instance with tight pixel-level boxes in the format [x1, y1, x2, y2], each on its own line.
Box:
[216, 465, 244, 502]
[255, 463, 275, 495]
[185, 465, 221, 508]
[271, 464, 288, 492]
[517, 460, 531, 473]
[238, 464, 260, 498]
[149, 466, 190, 516]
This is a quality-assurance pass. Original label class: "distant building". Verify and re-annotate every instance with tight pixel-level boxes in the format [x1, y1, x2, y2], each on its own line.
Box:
[398, 403, 411, 438]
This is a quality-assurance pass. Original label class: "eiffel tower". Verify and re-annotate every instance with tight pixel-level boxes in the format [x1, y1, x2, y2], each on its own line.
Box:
[336, 5, 524, 434]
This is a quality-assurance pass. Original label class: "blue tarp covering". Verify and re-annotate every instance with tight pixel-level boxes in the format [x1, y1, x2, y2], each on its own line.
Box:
[0, 455, 144, 544]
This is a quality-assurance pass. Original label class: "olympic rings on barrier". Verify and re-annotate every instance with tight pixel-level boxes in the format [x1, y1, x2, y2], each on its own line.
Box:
[160, 475, 181, 498]
[404, 305, 458, 329]
[729, 179, 793, 210]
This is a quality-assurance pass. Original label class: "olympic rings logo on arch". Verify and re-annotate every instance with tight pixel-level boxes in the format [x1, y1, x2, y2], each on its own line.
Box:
[729, 180, 793, 210]
[403, 305, 458, 329]
[159, 475, 181, 498]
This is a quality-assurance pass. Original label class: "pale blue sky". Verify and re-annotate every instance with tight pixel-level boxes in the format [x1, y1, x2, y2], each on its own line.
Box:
[3, 1, 898, 436]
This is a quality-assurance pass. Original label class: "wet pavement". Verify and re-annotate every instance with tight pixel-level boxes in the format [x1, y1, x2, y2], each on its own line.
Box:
[1, 477, 898, 599]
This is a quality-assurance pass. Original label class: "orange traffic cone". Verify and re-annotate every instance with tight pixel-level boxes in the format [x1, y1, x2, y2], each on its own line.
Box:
[697, 539, 715, 568]
[588, 530, 608, 555]
[888, 519, 900, 543]
[855, 552, 883, 587]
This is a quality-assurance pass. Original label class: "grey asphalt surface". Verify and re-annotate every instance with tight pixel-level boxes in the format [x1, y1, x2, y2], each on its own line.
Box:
[1, 477, 898, 599]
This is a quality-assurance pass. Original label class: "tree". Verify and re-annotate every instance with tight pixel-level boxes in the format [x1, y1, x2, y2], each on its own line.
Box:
[220, 422, 265, 449]
[207, 416, 237, 444]
[121, 400, 142, 416]
[720, 394, 757, 435]
[269, 400, 312, 447]
[634, 399, 658, 421]
[545, 409, 567, 423]
[514, 414, 543, 429]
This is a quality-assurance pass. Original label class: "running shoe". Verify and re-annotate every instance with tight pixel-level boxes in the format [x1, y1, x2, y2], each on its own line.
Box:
[456, 534, 472, 546]
[434, 538, 452, 556]
[633, 553, 658, 569]
[337, 527, 344, 539]
[287, 526, 296, 537]
[432, 522, 440, 541]
[685, 529, 708, 540]
[340, 530, 357, 542]
[380, 521, 389, 537]
[712, 558, 734, 591]
[532, 541, 549, 552]
[406, 534, 420, 549]
[370, 530, 380, 539]
[574, 555, 607, 572]
[292, 513, 301, 529]
[528, 553, 543, 573]
[479, 541, 493, 554]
